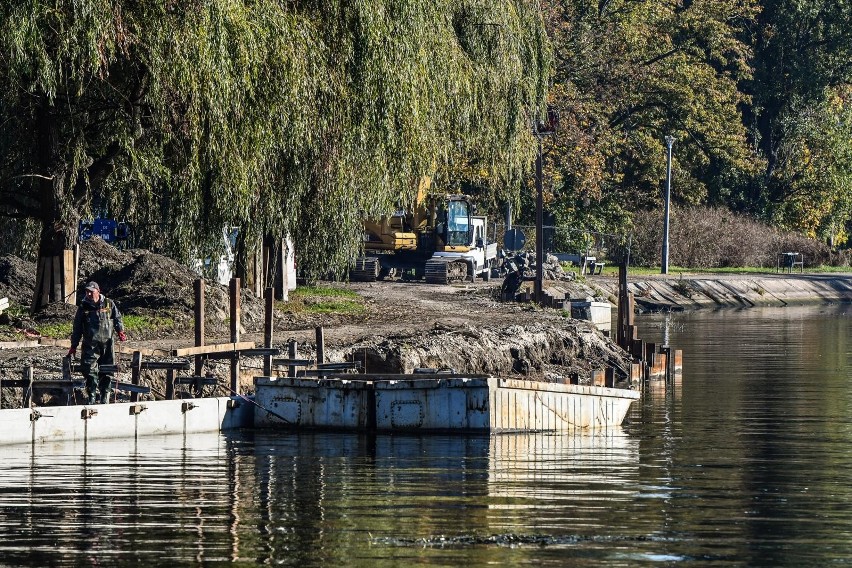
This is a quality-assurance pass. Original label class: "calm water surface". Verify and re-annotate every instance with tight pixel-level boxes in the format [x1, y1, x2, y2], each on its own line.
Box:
[0, 304, 850, 566]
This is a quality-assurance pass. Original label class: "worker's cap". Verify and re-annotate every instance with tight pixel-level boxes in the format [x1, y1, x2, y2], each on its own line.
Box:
[85, 281, 100, 292]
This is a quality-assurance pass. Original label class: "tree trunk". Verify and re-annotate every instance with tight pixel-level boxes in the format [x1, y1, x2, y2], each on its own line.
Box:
[31, 103, 77, 313]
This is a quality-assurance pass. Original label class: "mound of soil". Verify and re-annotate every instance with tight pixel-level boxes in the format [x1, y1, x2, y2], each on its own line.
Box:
[78, 238, 265, 335]
[335, 320, 633, 386]
[0, 255, 36, 306]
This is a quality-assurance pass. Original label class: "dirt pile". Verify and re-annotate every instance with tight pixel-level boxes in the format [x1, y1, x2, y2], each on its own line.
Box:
[329, 320, 633, 386]
[0, 255, 36, 306]
[78, 238, 265, 334]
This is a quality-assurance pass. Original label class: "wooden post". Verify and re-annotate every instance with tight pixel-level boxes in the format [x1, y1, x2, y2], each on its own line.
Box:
[627, 292, 635, 327]
[130, 350, 142, 402]
[280, 238, 290, 302]
[288, 340, 297, 378]
[617, 261, 628, 349]
[630, 363, 642, 384]
[644, 342, 658, 362]
[229, 277, 241, 395]
[51, 256, 61, 305]
[62, 249, 75, 304]
[22, 366, 33, 408]
[73, 243, 80, 298]
[630, 338, 640, 360]
[165, 369, 175, 400]
[194, 279, 205, 377]
[316, 326, 325, 365]
[263, 287, 274, 377]
[661, 346, 672, 383]
[604, 367, 616, 388]
[31, 257, 47, 313]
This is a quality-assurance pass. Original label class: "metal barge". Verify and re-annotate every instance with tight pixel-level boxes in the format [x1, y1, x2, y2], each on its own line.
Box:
[253, 374, 639, 433]
[0, 397, 252, 447]
[0, 375, 638, 447]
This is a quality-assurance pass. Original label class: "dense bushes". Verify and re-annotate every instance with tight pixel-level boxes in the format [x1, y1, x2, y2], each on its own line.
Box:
[630, 206, 849, 268]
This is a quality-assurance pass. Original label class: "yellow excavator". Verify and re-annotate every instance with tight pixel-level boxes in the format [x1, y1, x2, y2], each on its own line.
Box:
[350, 178, 498, 284]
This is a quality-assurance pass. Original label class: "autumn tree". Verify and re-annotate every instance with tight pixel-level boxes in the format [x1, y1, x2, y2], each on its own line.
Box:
[537, 0, 757, 241]
[746, 0, 852, 242]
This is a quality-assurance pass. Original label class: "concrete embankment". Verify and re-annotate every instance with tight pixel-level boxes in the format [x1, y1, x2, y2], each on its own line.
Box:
[597, 273, 852, 312]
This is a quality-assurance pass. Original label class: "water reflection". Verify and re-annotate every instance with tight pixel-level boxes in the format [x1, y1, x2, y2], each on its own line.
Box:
[0, 305, 849, 566]
[0, 434, 233, 565]
[632, 304, 852, 567]
[0, 429, 643, 566]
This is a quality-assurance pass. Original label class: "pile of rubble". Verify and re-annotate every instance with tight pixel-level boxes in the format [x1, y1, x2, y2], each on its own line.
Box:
[500, 251, 576, 299]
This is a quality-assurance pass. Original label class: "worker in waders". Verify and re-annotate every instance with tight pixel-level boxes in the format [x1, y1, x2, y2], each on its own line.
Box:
[67, 281, 127, 404]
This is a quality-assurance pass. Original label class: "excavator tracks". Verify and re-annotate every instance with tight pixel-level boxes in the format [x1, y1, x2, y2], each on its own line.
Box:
[425, 258, 468, 284]
[349, 257, 380, 282]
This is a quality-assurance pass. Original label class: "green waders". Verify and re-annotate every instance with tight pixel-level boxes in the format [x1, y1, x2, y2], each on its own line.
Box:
[80, 337, 115, 404]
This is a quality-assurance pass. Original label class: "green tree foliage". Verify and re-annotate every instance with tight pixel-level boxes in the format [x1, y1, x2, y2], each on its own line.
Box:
[0, 0, 550, 277]
[538, 0, 757, 239]
[771, 86, 852, 244]
[746, 0, 852, 240]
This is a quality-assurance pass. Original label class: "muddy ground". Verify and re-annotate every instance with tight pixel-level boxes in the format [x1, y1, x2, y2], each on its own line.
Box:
[0, 240, 631, 408]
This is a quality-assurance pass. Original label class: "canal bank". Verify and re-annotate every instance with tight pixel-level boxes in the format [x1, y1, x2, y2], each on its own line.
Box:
[595, 272, 852, 312]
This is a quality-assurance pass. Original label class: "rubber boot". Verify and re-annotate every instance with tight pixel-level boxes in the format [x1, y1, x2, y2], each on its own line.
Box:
[98, 377, 112, 405]
[86, 392, 97, 405]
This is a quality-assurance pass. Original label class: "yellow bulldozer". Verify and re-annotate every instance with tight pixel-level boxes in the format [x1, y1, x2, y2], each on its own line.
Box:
[350, 178, 498, 284]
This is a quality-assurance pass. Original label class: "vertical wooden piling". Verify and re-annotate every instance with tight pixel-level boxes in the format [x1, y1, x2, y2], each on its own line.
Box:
[617, 261, 634, 350]
[130, 351, 142, 402]
[288, 340, 297, 378]
[51, 256, 61, 305]
[263, 287, 274, 377]
[316, 327, 325, 365]
[630, 363, 642, 384]
[229, 277, 241, 396]
[661, 346, 673, 383]
[165, 369, 175, 400]
[644, 342, 657, 362]
[62, 249, 75, 304]
[631, 338, 645, 361]
[628, 292, 635, 327]
[194, 279, 205, 378]
[604, 368, 615, 388]
[22, 366, 33, 407]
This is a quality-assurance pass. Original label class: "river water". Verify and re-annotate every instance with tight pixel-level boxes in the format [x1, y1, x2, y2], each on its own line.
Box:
[0, 305, 850, 566]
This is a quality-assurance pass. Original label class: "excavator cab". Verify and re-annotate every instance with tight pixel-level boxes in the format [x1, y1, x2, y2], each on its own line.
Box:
[436, 197, 473, 251]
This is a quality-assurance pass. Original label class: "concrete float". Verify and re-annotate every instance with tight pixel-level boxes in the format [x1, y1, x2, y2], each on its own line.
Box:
[0, 397, 253, 447]
[253, 374, 639, 433]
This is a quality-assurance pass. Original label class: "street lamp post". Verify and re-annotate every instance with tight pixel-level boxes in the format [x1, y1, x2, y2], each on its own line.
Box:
[533, 108, 557, 304]
[661, 135, 675, 275]
[534, 136, 544, 303]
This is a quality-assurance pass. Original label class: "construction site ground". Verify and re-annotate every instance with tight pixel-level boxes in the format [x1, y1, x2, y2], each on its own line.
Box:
[0, 241, 631, 407]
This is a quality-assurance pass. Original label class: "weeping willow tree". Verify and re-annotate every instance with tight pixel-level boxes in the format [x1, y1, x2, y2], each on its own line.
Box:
[0, 0, 551, 309]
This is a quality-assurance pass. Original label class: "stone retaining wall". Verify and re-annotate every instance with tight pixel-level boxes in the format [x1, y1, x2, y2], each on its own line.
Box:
[598, 274, 852, 311]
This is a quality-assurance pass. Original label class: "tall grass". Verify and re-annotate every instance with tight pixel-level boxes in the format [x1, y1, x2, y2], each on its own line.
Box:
[630, 206, 850, 268]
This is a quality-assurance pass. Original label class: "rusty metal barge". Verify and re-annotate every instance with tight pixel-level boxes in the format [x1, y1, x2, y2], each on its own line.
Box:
[253, 374, 638, 433]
